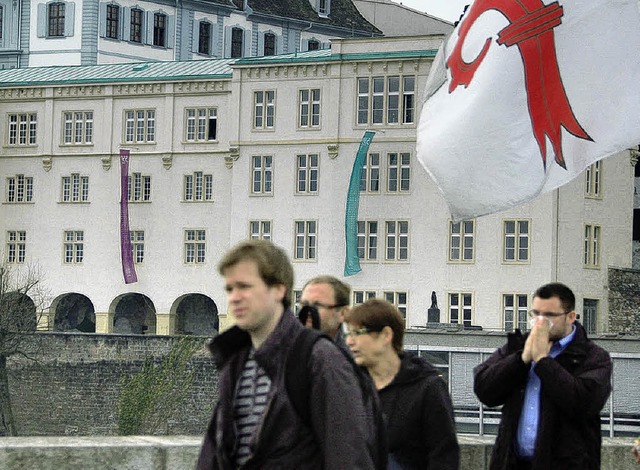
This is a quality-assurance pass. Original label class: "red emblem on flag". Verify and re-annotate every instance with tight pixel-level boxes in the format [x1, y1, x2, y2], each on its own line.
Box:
[447, 0, 592, 169]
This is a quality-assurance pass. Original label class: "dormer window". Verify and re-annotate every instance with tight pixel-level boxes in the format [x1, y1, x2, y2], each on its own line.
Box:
[310, 0, 330, 17]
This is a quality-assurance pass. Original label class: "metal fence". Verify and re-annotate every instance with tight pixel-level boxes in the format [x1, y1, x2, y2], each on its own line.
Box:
[404, 344, 640, 437]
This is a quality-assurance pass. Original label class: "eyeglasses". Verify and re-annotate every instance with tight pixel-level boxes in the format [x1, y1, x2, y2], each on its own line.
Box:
[528, 309, 570, 319]
[344, 326, 383, 338]
[300, 301, 344, 310]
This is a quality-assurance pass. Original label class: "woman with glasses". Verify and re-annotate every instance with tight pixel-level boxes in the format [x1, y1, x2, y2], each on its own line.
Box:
[344, 298, 460, 470]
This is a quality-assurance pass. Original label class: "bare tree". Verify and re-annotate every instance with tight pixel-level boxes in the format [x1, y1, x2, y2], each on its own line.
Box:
[0, 262, 50, 436]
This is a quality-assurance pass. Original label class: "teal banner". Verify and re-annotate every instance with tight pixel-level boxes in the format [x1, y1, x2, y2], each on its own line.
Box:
[344, 131, 375, 276]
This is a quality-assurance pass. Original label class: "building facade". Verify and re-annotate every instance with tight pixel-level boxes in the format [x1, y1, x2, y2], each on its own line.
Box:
[0, 35, 635, 337]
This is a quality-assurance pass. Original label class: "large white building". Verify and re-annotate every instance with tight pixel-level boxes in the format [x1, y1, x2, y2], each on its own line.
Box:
[0, 33, 635, 337]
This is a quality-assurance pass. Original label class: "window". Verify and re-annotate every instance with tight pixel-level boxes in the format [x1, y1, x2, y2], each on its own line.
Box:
[359, 152, 380, 193]
[263, 32, 275, 56]
[292, 289, 302, 315]
[584, 224, 601, 268]
[503, 219, 529, 263]
[124, 109, 155, 143]
[184, 229, 206, 264]
[183, 172, 213, 201]
[63, 111, 93, 145]
[249, 220, 271, 240]
[6, 231, 26, 264]
[585, 161, 602, 198]
[128, 173, 151, 202]
[153, 12, 166, 47]
[357, 221, 378, 261]
[387, 152, 410, 192]
[449, 292, 472, 326]
[231, 27, 243, 58]
[299, 89, 321, 128]
[198, 21, 211, 55]
[449, 220, 474, 262]
[296, 154, 318, 194]
[318, 0, 329, 15]
[357, 75, 415, 126]
[106, 4, 119, 39]
[307, 39, 320, 51]
[253, 91, 275, 129]
[294, 220, 317, 260]
[64, 230, 84, 264]
[583, 299, 598, 335]
[251, 155, 273, 194]
[8, 113, 37, 146]
[0, 7, 3, 40]
[48, 2, 65, 37]
[130, 230, 144, 264]
[6, 175, 33, 203]
[503, 293, 528, 332]
[353, 290, 376, 305]
[61, 174, 89, 203]
[130, 8, 143, 43]
[185, 108, 217, 142]
[383, 291, 407, 324]
[385, 220, 409, 261]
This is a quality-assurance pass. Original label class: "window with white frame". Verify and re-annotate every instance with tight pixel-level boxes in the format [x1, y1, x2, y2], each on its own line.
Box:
[357, 220, 378, 261]
[385, 220, 409, 261]
[448, 292, 472, 326]
[299, 89, 321, 128]
[106, 4, 120, 39]
[387, 152, 410, 192]
[292, 289, 302, 315]
[503, 219, 529, 263]
[296, 154, 318, 194]
[63, 111, 93, 145]
[359, 152, 380, 193]
[294, 220, 317, 260]
[128, 173, 151, 202]
[36, 1, 74, 38]
[8, 113, 37, 146]
[183, 172, 213, 202]
[198, 21, 211, 55]
[61, 174, 89, 203]
[6, 175, 34, 203]
[63, 230, 84, 264]
[353, 290, 376, 306]
[317, 0, 330, 16]
[503, 293, 528, 333]
[124, 109, 155, 143]
[6, 231, 26, 264]
[449, 220, 474, 262]
[185, 108, 217, 142]
[584, 224, 601, 268]
[153, 12, 166, 47]
[583, 298, 598, 335]
[383, 291, 407, 324]
[251, 155, 273, 194]
[184, 229, 206, 264]
[585, 161, 602, 198]
[356, 75, 415, 126]
[253, 91, 275, 129]
[249, 220, 271, 240]
[48, 2, 66, 37]
[129, 7, 143, 42]
[130, 230, 144, 264]
[263, 32, 276, 56]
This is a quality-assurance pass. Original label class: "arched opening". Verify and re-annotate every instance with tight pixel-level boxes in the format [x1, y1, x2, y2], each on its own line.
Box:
[113, 293, 156, 335]
[174, 294, 218, 336]
[0, 292, 37, 332]
[52, 293, 95, 332]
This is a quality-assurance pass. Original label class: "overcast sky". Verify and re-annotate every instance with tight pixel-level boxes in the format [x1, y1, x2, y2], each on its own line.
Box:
[388, 0, 470, 23]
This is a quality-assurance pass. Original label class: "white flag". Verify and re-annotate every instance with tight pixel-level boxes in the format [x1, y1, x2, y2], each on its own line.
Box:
[417, 0, 640, 220]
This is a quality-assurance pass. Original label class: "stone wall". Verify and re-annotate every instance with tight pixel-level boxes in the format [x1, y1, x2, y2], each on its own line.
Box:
[7, 333, 217, 436]
[608, 267, 640, 334]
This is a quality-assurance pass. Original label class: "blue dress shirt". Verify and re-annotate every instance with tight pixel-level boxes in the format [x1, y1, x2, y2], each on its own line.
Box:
[515, 325, 577, 459]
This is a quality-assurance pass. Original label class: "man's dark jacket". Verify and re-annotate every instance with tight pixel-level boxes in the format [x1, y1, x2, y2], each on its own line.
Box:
[196, 310, 374, 470]
[379, 353, 459, 470]
[473, 321, 612, 470]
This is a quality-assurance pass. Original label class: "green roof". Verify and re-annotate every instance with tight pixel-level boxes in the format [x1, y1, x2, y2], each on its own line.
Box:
[0, 58, 236, 87]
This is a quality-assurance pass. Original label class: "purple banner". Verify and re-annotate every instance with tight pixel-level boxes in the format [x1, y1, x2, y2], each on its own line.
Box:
[119, 149, 138, 284]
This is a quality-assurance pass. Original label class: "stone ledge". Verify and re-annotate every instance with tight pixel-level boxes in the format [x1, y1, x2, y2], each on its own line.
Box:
[0, 435, 636, 469]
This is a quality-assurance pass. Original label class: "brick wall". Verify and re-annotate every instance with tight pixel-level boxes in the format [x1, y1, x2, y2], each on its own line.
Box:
[7, 333, 217, 436]
[608, 267, 640, 334]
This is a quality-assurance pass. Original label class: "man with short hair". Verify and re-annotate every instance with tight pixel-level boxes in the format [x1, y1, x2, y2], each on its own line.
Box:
[197, 240, 374, 469]
[474, 282, 612, 470]
[300, 275, 351, 350]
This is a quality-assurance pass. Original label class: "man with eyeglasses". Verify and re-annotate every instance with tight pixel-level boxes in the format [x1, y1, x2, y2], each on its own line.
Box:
[473, 282, 612, 470]
[299, 275, 351, 351]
